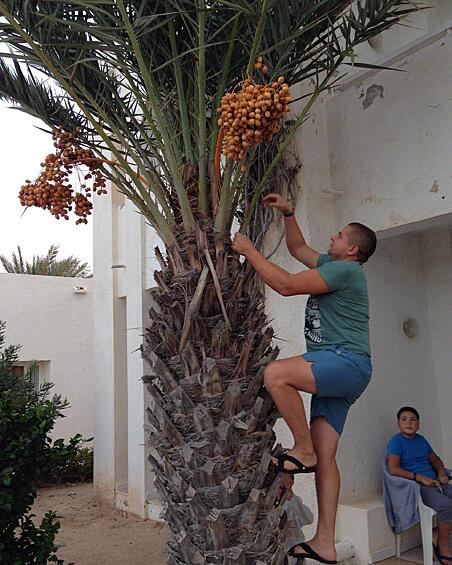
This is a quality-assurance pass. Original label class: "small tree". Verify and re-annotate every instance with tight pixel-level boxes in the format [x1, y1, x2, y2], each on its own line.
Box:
[0, 321, 68, 564]
[0, 244, 91, 277]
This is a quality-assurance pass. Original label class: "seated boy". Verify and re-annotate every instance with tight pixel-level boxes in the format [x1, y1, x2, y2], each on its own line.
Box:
[387, 406, 452, 565]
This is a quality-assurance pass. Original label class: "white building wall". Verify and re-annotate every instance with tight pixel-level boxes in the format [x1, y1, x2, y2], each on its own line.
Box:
[287, 20, 452, 498]
[328, 29, 452, 233]
[264, 11, 452, 561]
[93, 184, 161, 517]
[421, 228, 452, 465]
[121, 200, 147, 517]
[0, 273, 94, 441]
[343, 230, 441, 501]
[93, 184, 117, 504]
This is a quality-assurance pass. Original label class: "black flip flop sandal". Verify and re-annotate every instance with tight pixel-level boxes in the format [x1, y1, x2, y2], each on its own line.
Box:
[434, 543, 452, 565]
[288, 541, 337, 564]
[277, 453, 317, 475]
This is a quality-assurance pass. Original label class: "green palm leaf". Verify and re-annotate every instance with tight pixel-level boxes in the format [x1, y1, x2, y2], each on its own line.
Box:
[0, 244, 91, 277]
[0, 59, 82, 131]
[0, 0, 422, 237]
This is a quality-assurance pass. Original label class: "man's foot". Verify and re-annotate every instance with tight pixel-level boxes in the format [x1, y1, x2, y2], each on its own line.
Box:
[434, 542, 452, 564]
[288, 541, 337, 564]
[273, 448, 317, 474]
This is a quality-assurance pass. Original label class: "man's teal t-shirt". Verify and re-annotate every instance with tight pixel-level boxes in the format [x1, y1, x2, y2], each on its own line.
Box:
[387, 433, 435, 479]
[304, 254, 370, 356]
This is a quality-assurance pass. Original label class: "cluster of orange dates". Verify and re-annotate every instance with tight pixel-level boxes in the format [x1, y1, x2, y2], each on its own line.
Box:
[217, 74, 290, 162]
[19, 128, 107, 224]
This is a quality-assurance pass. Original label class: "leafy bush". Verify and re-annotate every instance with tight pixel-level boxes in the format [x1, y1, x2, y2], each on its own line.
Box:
[41, 434, 94, 485]
[2, 512, 65, 565]
[0, 321, 68, 564]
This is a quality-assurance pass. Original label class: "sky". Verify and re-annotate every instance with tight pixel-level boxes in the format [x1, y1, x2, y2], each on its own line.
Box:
[0, 102, 93, 272]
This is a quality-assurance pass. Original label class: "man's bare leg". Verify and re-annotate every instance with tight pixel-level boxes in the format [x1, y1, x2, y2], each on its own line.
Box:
[264, 356, 318, 471]
[300, 416, 341, 562]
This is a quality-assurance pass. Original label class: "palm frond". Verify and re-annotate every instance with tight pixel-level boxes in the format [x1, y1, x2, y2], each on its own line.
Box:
[0, 59, 82, 132]
[0, 0, 422, 237]
[0, 255, 15, 273]
[0, 244, 91, 277]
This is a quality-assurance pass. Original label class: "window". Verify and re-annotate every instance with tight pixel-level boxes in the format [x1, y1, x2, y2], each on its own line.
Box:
[12, 365, 24, 377]
[11, 362, 46, 390]
[30, 365, 40, 390]
[12, 363, 41, 390]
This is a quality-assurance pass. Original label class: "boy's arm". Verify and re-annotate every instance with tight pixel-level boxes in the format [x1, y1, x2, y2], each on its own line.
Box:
[429, 451, 450, 484]
[387, 454, 416, 480]
[387, 455, 439, 487]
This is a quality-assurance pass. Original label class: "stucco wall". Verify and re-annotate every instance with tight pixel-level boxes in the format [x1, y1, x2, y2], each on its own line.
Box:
[328, 33, 452, 233]
[421, 227, 452, 465]
[339, 228, 447, 502]
[263, 12, 452, 544]
[92, 184, 116, 504]
[0, 273, 94, 441]
[93, 186, 157, 517]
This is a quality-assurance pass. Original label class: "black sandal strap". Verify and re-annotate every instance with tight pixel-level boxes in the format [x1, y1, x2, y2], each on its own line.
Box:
[277, 453, 317, 475]
[288, 542, 337, 564]
[433, 544, 452, 565]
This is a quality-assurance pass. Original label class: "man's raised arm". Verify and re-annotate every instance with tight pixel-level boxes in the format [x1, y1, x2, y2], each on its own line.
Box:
[262, 193, 320, 269]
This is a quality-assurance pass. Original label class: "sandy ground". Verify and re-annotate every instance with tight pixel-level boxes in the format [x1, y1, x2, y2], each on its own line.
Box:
[33, 483, 420, 565]
[380, 561, 417, 565]
[33, 482, 169, 565]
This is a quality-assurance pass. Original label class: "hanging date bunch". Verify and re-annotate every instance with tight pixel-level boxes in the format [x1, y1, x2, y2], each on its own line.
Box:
[217, 59, 290, 162]
[19, 127, 107, 224]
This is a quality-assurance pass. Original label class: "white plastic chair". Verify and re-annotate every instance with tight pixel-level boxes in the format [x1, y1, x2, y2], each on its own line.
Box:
[395, 494, 435, 564]
[384, 457, 451, 565]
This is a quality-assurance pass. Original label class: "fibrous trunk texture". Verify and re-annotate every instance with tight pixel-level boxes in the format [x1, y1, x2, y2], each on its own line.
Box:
[143, 225, 304, 564]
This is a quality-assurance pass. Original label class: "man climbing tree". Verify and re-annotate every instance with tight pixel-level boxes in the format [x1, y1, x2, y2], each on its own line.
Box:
[233, 192, 376, 564]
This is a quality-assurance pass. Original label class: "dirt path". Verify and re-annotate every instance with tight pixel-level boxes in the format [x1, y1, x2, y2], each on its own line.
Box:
[33, 483, 169, 565]
[33, 483, 424, 565]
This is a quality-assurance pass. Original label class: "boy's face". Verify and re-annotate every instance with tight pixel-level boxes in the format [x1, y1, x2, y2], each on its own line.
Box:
[398, 411, 419, 436]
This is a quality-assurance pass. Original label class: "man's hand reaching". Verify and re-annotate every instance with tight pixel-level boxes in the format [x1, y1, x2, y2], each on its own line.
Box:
[262, 193, 293, 214]
[232, 232, 255, 256]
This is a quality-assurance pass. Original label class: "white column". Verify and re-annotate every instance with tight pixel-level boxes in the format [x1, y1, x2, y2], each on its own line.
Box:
[93, 184, 116, 505]
[124, 200, 147, 518]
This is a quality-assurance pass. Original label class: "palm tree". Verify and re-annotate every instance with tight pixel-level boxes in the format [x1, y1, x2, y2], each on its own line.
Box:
[0, 244, 91, 277]
[0, 2, 420, 562]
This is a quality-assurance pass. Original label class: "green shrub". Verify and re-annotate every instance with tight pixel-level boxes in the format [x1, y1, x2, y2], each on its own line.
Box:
[0, 321, 68, 564]
[2, 512, 64, 565]
[41, 434, 94, 485]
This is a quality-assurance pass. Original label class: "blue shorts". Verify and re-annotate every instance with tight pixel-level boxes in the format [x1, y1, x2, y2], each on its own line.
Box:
[302, 345, 372, 435]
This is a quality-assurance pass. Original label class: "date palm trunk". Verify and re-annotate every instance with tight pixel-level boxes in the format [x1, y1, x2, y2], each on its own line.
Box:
[143, 224, 297, 563]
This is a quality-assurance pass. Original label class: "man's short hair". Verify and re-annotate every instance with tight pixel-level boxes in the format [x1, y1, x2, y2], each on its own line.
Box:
[347, 222, 377, 263]
[397, 406, 420, 421]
